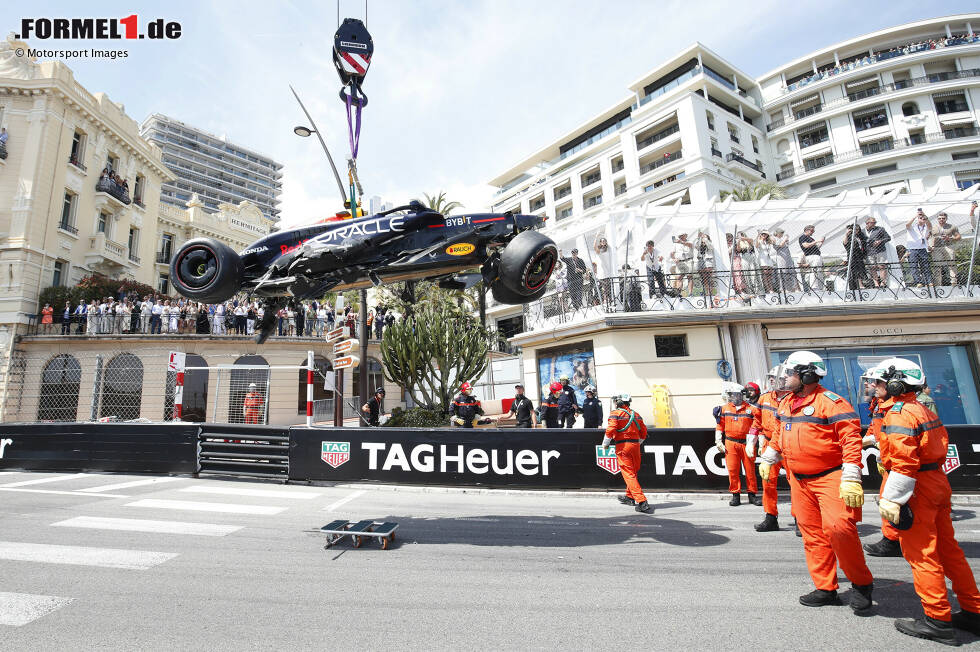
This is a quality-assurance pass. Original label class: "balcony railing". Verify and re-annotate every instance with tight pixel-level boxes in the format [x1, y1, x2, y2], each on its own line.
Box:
[581, 174, 601, 188]
[133, 198, 145, 209]
[58, 221, 79, 235]
[793, 104, 823, 121]
[95, 178, 132, 205]
[769, 67, 980, 131]
[729, 133, 740, 143]
[68, 156, 87, 171]
[156, 252, 172, 264]
[612, 162, 625, 173]
[554, 187, 571, 200]
[639, 150, 682, 175]
[635, 123, 680, 151]
[558, 114, 633, 161]
[584, 195, 603, 209]
[776, 128, 980, 181]
[639, 66, 702, 107]
[725, 152, 762, 173]
[936, 101, 970, 115]
[128, 253, 141, 264]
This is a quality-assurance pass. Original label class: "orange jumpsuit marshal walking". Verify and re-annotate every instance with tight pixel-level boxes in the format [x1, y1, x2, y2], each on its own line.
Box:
[602, 393, 651, 514]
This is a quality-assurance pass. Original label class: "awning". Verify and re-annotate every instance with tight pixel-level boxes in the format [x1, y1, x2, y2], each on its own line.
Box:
[845, 76, 879, 88]
[790, 93, 820, 108]
[932, 90, 966, 98]
[938, 113, 976, 125]
[795, 122, 827, 136]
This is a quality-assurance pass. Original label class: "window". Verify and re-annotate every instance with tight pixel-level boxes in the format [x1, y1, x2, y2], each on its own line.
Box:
[97, 211, 109, 235]
[706, 111, 715, 131]
[584, 193, 602, 209]
[554, 184, 571, 201]
[614, 181, 627, 196]
[37, 354, 81, 422]
[797, 124, 829, 149]
[611, 156, 625, 173]
[133, 174, 145, 206]
[60, 191, 77, 232]
[867, 163, 897, 175]
[581, 167, 600, 188]
[804, 153, 834, 171]
[654, 334, 688, 357]
[52, 261, 64, 287]
[69, 130, 86, 169]
[556, 203, 573, 220]
[297, 355, 333, 413]
[727, 124, 739, 143]
[902, 102, 920, 117]
[853, 106, 888, 132]
[529, 194, 545, 212]
[105, 153, 118, 173]
[100, 353, 143, 420]
[952, 151, 979, 160]
[157, 274, 169, 295]
[164, 354, 208, 422]
[128, 227, 139, 261]
[809, 178, 837, 190]
[955, 171, 980, 190]
[934, 93, 969, 115]
[159, 233, 174, 261]
[751, 136, 759, 154]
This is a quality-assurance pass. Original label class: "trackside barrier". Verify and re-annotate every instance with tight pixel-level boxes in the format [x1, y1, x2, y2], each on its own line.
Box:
[198, 424, 289, 479]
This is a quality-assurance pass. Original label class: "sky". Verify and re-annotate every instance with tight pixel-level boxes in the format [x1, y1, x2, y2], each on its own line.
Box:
[3, 0, 973, 227]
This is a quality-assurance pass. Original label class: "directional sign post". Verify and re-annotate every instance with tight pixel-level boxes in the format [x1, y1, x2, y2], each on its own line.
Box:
[326, 327, 350, 343]
[332, 339, 359, 357]
[334, 355, 359, 370]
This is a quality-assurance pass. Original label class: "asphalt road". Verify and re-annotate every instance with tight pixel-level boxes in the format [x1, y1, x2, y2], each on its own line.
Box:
[0, 470, 978, 650]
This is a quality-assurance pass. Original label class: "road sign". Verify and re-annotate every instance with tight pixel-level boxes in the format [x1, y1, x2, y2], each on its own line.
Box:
[333, 338, 359, 356]
[326, 326, 350, 342]
[334, 355, 359, 370]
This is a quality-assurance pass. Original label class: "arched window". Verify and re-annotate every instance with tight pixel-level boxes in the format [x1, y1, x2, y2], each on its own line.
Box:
[38, 354, 81, 421]
[352, 357, 384, 403]
[297, 355, 333, 413]
[229, 354, 269, 424]
[164, 354, 209, 422]
[100, 353, 143, 420]
[902, 102, 919, 117]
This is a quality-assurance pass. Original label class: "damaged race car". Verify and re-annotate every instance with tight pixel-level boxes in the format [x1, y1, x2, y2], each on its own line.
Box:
[169, 200, 558, 342]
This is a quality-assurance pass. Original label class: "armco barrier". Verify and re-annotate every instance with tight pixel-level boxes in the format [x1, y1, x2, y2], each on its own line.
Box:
[0, 423, 199, 474]
[289, 426, 980, 491]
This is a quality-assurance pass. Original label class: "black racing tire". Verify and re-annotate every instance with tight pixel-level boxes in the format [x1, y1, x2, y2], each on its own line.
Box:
[498, 231, 558, 297]
[490, 278, 549, 304]
[170, 238, 243, 303]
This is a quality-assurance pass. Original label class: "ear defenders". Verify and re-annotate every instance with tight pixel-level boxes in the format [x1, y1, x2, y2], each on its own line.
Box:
[796, 364, 820, 385]
[883, 365, 907, 397]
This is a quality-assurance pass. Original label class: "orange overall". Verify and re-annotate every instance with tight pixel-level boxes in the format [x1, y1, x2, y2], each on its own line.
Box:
[878, 394, 980, 621]
[243, 391, 264, 424]
[605, 407, 648, 504]
[718, 401, 757, 494]
[867, 399, 899, 541]
[769, 386, 872, 591]
[750, 391, 783, 516]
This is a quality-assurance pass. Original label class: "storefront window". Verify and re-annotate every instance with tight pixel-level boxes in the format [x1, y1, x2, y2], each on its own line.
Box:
[771, 345, 980, 425]
[536, 341, 596, 404]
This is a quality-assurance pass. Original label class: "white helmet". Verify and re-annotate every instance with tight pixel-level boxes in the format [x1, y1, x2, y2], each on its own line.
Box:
[615, 392, 632, 405]
[765, 366, 780, 392]
[721, 381, 744, 405]
[585, 385, 596, 393]
[867, 357, 925, 395]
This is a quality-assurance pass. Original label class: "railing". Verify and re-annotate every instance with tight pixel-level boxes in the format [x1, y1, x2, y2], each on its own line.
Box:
[58, 221, 79, 235]
[522, 260, 980, 333]
[793, 104, 823, 120]
[581, 175, 600, 188]
[584, 195, 602, 209]
[156, 252, 172, 264]
[95, 178, 132, 205]
[729, 134, 740, 143]
[776, 129, 980, 181]
[854, 115, 888, 132]
[639, 150, 682, 175]
[639, 66, 702, 107]
[530, 201, 545, 212]
[612, 162, 625, 173]
[104, 239, 126, 257]
[68, 156, 87, 171]
[725, 152, 762, 173]
[554, 187, 571, 200]
[133, 198, 145, 209]
[781, 36, 980, 95]
[558, 115, 633, 161]
[937, 102, 971, 115]
[769, 67, 980, 130]
[635, 124, 680, 151]
[128, 253, 141, 264]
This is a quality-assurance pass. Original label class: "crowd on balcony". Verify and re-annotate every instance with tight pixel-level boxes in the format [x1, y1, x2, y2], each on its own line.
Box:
[785, 33, 980, 93]
[96, 168, 132, 204]
[35, 288, 399, 341]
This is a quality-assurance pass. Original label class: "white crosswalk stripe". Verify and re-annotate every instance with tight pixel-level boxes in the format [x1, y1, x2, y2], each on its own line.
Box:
[178, 485, 321, 500]
[323, 490, 365, 512]
[0, 541, 177, 570]
[78, 477, 181, 493]
[0, 592, 73, 627]
[51, 516, 242, 537]
[0, 487, 130, 498]
[125, 499, 285, 515]
[0, 473, 87, 488]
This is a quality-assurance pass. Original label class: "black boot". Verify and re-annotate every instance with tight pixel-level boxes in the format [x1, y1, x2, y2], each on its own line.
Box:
[729, 493, 741, 506]
[617, 495, 636, 506]
[754, 513, 779, 532]
[799, 588, 841, 607]
[894, 616, 960, 646]
[849, 583, 873, 612]
[635, 501, 652, 513]
[863, 536, 902, 557]
[951, 609, 980, 636]
[748, 493, 763, 506]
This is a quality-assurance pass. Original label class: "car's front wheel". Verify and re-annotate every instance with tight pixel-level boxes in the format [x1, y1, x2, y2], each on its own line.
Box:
[170, 238, 243, 303]
[497, 230, 558, 297]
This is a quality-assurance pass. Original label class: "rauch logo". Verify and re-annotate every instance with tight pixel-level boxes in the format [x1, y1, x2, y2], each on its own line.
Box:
[595, 446, 620, 474]
[321, 441, 350, 468]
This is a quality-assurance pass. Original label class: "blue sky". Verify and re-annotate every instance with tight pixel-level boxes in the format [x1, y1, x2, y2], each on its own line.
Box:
[4, 1, 973, 225]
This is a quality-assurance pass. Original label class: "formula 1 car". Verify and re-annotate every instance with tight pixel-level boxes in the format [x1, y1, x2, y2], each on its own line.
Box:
[169, 200, 558, 342]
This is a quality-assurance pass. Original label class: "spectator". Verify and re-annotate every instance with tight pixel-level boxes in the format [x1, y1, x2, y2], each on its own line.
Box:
[373, 306, 384, 339]
[234, 302, 246, 335]
[345, 308, 356, 337]
[286, 305, 297, 336]
[0, 127, 8, 145]
[73, 300, 87, 334]
[670, 233, 694, 296]
[151, 299, 163, 334]
[864, 216, 891, 288]
[186, 302, 198, 334]
[140, 298, 152, 333]
[86, 300, 98, 334]
[246, 304, 256, 335]
[905, 209, 932, 287]
[694, 232, 716, 296]
[168, 301, 179, 333]
[561, 248, 589, 309]
[843, 224, 869, 290]
[917, 383, 938, 413]
[116, 299, 128, 333]
[593, 233, 615, 304]
[640, 240, 667, 298]
[932, 212, 961, 285]
[735, 231, 759, 295]
[294, 303, 304, 337]
[326, 306, 335, 333]
[213, 302, 226, 335]
[277, 306, 286, 336]
[61, 301, 71, 335]
[772, 228, 798, 292]
[317, 304, 328, 337]
[798, 224, 825, 291]
[196, 305, 211, 334]
[755, 230, 777, 293]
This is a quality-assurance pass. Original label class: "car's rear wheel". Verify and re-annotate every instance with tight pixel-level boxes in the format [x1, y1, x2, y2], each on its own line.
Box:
[489, 278, 549, 304]
[170, 238, 243, 303]
[497, 231, 558, 296]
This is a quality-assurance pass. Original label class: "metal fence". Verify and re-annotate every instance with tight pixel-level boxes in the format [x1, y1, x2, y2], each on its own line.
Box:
[312, 395, 362, 424]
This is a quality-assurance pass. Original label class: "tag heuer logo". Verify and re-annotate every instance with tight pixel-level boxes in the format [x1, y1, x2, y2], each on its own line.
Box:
[942, 444, 960, 475]
[321, 441, 351, 468]
[595, 446, 620, 475]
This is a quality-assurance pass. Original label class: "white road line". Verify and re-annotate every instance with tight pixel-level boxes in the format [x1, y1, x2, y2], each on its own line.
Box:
[0, 541, 177, 570]
[323, 490, 366, 512]
[51, 516, 242, 537]
[78, 477, 181, 493]
[0, 473, 87, 488]
[0, 471, 20, 476]
[178, 485, 321, 500]
[0, 488, 130, 498]
[0, 592, 73, 627]
[125, 499, 285, 515]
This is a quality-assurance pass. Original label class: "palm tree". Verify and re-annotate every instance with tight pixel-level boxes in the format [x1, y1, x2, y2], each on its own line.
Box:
[721, 181, 790, 202]
[423, 191, 463, 215]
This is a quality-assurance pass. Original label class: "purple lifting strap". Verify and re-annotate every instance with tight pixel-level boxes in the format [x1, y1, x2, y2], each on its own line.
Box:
[345, 91, 364, 160]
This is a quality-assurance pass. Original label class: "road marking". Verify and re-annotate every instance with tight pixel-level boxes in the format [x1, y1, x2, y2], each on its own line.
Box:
[125, 499, 285, 515]
[0, 471, 20, 476]
[0, 541, 176, 570]
[0, 488, 130, 498]
[0, 473, 87, 488]
[0, 592, 73, 627]
[178, 485, 321, 500]
[50, 516, 242, 537]
[78, 477, 181, 493]
[323, 490, 365, 512]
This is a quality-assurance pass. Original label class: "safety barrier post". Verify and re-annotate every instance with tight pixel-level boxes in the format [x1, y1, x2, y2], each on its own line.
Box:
[306, 350, 314, 428]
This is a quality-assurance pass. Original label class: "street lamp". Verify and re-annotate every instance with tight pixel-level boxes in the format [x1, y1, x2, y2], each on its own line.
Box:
[293, 125, 314, 138]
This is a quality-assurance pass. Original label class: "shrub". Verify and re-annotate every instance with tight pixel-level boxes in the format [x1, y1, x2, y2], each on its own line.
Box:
[385, 406, 450, 428]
